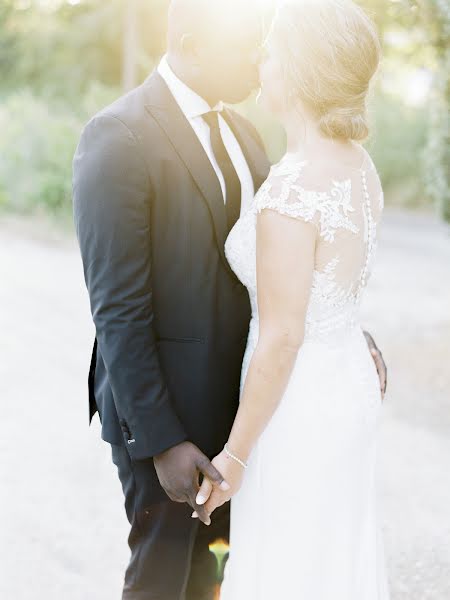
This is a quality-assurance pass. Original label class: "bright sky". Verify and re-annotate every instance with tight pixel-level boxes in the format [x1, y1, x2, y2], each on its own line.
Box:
[15, 0, 80, 9]
[26, 0, 274, 6]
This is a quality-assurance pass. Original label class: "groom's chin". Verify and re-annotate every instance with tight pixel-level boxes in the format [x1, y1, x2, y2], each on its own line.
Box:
[225, 84, 260, 106]
[219, 90, 246, 105]
[218, 73, 260, 105]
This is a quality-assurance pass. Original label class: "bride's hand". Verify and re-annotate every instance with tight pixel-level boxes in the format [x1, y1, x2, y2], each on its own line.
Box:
[192, 449, 246, 520]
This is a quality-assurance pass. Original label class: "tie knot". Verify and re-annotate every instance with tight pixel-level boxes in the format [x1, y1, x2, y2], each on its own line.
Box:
[203, 110, 221, 129]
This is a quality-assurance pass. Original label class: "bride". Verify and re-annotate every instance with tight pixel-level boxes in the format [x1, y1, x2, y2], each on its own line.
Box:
[194, 0, 390, 597]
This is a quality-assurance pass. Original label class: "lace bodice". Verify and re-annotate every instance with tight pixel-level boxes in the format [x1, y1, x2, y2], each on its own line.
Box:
[225, 150, 383, 348]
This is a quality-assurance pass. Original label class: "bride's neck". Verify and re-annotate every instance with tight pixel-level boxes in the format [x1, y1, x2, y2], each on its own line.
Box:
[282, 107, 351, 158]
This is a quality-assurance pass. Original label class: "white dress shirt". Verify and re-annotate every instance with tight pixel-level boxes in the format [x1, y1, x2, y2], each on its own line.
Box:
[158, 56, 255, 214]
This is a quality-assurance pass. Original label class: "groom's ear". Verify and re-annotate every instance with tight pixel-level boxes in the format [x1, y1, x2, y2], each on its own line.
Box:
[180, 33, 199, 62]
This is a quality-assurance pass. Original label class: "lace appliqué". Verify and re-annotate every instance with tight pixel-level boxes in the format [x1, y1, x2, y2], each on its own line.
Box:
[323, 180, 359, 242]
[226, 157, 382, 350]
[253, 162, 359, 243]
[311, 257, 353, 308]
[305, 258, 359, 344]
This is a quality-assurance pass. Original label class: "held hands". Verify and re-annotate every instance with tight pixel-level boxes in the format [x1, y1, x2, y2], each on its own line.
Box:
[192, 447, 246, 522]
[153, 441, 231, 526]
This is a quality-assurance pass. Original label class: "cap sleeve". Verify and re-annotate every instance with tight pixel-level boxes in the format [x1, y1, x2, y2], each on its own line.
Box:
[253, 160, 321, 229]
[253, 159, 357, 243]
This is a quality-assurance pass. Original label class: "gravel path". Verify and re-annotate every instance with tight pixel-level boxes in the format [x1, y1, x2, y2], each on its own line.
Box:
[0, 209, 449, 600]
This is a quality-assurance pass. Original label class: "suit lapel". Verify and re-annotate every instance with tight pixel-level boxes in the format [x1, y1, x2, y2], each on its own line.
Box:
[144, 72, 228, 264]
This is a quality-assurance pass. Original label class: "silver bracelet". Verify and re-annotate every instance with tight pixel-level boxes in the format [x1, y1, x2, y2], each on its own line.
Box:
[224, 443, 248, 469]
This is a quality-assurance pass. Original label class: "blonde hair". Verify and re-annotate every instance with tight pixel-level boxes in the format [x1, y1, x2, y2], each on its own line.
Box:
[272, 0, 381, 141]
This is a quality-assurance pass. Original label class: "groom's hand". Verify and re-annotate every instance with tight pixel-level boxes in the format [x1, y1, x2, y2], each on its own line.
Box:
[153, 441, 230, 525]
[363, 331, 387, 399]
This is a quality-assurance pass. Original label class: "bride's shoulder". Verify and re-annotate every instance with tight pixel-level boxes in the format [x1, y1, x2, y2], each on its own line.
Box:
[266, 155, 309, 181]
[253, 152, 358, 236]
[256, 156, 306, 201]
[265, 153, 342, 189]
[258, 153, 341, 202]
[253, 157, 324, 226]
[258, 155, 309, 196]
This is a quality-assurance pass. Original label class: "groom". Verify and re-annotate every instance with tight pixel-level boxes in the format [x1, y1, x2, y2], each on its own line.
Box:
[73, 1, 387, 598]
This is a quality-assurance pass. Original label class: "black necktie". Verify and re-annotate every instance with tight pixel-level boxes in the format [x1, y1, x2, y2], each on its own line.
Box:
[203, 111, 241, 230]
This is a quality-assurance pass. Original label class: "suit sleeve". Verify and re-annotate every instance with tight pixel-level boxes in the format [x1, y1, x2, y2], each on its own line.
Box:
[72, 114, 189, 461]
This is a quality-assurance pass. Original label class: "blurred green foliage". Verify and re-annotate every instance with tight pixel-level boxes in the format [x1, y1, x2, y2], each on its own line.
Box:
[0, 0, 448, 219]
[368, 91, 429, 209]
[423, 0, 450, 221]
[0, 84, 118, 214]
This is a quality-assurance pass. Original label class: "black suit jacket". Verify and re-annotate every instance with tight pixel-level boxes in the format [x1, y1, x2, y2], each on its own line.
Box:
[73, 72, 270, 463]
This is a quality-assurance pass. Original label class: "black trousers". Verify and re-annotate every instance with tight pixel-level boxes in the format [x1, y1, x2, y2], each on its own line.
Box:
[111, 444, 230, 600]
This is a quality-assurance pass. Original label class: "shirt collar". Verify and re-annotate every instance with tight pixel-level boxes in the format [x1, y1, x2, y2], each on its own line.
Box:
[157, 55, 224, 119]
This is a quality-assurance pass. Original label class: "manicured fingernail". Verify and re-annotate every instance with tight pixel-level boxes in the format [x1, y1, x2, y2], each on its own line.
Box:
[196, 494, 206, 505]
[191, 511, 198, 518]
[220, 481, 231, 491]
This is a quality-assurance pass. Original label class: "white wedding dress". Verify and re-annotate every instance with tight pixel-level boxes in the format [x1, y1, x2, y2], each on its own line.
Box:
[220, 150, 390, 600]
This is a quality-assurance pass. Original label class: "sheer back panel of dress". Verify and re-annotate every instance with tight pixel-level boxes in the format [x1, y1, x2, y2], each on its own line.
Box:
[252, 149, 384, 343]
[255, 151, 383, 296]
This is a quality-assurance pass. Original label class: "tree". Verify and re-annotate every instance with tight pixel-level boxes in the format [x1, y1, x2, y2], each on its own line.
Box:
[122, 0, 139, 91]
[422, 0, 450, 221]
